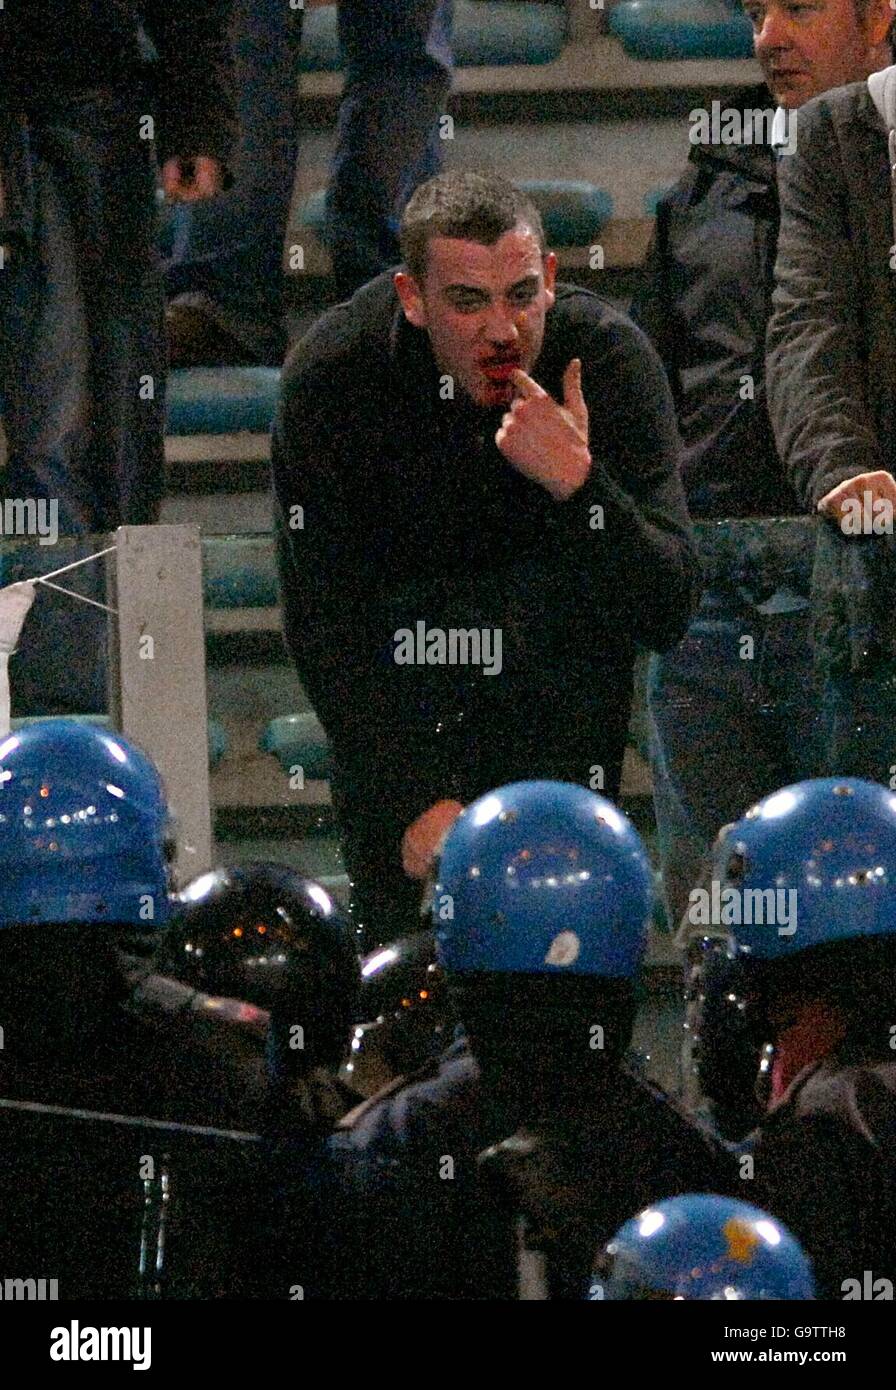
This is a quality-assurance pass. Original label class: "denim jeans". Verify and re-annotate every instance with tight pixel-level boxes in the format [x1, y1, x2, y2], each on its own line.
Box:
[647, 520, 823, 931]
[0, 85, 165, 713]
[324, 0, 455, 300]
[161, 0, 454, 357]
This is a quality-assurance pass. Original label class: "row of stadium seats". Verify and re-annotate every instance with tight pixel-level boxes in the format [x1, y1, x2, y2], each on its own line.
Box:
[298, 0, 753, 67]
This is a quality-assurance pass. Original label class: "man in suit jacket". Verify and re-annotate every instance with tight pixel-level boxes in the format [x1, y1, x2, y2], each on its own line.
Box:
[767, 65, 896, 786]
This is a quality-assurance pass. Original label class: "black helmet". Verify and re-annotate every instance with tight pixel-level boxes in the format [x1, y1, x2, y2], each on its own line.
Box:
[160, 862, 360, 1071]
[350, 932, 454, 1083]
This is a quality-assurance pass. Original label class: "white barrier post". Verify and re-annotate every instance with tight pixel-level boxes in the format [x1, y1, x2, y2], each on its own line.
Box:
[106, 525, 212, 885]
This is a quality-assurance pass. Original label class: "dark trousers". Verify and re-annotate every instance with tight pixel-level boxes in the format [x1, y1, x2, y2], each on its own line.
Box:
[647, 520, 823, 930]
[0, 85, 164, 712]
[161, 0, 455, 357]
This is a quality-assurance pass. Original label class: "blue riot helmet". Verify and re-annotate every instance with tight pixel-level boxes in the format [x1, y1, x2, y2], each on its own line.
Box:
[711, 778, 896, 962]
[163, 862, 361, 1073]
[710, 779, 896, 1056]
[433, 782, 654, 1119]
[0, 719, 174, 929]
[434, 780, 653, 978]
[594, 1194, 815, 1300]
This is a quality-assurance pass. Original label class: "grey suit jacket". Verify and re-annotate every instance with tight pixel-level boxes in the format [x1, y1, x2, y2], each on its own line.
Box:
[767, 81, 896, 510]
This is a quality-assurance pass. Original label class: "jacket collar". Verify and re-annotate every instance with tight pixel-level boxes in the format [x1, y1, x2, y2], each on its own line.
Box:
[854, 74, 891, 133]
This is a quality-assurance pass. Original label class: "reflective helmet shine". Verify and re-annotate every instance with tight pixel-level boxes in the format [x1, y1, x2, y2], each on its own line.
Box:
[711, 778, 896, 961]
[163, 862, 360, 1069]
[596, 1194, 815, 1300]
[434, 781, 653, 978]
[0, 719, 173, 928]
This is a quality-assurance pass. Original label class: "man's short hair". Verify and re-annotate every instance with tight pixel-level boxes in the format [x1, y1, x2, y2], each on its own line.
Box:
[851, 0, 896, 52]
[399, 170, 547, 283]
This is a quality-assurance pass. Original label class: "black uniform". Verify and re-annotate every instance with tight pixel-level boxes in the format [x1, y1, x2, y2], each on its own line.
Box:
[301, 1038, 734, 1299]
[0, 971, 335, 1299]
[273, 271, 698, 946]
[750, 1051, 896, 1299]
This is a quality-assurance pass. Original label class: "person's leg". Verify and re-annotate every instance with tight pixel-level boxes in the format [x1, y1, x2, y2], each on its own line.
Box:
[648, 600, 810, 932]
[1, 118, 99, 535]
[331, 772, 427, 954]
[0, 86, 165, 714]
[650, 520, 823, 932]
[162, 0, 303, 364]
[818, 664, 896, 786]
[324, 0, 454, 299]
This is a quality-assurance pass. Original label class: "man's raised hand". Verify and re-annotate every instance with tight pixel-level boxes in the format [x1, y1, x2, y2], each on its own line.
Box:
[495, 357, 591, 502]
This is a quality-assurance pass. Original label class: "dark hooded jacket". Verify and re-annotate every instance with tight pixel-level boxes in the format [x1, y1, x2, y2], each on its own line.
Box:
[632, 84, 798, 519]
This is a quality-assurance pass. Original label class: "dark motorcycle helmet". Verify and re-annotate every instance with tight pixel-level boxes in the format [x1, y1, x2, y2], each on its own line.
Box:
[351, 932, 454, 1082]
[159, 862, 360, 1072]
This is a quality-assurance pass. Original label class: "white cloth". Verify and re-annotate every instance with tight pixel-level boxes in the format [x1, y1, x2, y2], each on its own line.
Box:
[770, 104, 797, 157]
[0, 581, 36, 738]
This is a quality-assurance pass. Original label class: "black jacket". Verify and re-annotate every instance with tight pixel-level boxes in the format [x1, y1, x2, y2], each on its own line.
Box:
[632, 85, 798, 519]
[751, 1052, 896, 1298]
[309, 1042, 732, 1299]
[273, 273, 697, 900]
[0, 0, 234, 164]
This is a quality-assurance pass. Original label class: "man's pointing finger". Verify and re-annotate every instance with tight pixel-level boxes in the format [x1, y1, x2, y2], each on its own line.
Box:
[510, 368, 549, 401]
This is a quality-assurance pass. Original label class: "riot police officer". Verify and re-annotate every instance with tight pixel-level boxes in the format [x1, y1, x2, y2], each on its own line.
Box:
[307, 780, 734, 1299]
[0, 720, 359, 1297]
[711, 778, 896, 1298]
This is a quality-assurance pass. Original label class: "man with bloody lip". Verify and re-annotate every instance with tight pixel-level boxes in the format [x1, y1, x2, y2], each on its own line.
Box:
[273, 170, 698, 951]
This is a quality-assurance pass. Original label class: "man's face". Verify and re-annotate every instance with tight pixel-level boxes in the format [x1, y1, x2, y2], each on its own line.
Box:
[745, 0, 891, 108]
[394, 223, 557, 409]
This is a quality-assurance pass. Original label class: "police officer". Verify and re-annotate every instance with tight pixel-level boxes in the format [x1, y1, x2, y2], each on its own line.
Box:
[306, 780, 733, 1299]
[594, 1193, 815, 1300]
[711, 778, 896, 1298]
[161, 859, 361, 1135]
[347, 930, 454, 1096]
[0, 721, 358, 1298]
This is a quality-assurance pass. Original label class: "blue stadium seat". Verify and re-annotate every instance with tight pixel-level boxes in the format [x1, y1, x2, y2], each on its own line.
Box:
[299, 179, 612, 249]
[165, 368, 281, 436]
[519, 180, 613, 246]
[609, 0, 753, 61]
[260, 713, 334, 780]
[298, 1, 567, 73]
[203, 556, 279, 611]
